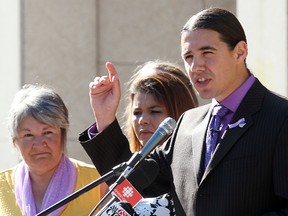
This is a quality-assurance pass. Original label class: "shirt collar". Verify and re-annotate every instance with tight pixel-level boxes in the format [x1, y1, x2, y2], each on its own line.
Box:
[213, 74, 256, 112]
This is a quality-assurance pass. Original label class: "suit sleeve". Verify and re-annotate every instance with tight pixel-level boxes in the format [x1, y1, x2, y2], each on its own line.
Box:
[270, 117, 288, 215]
[262, 116, 288, 216]
[79, 119, 172, 198]
[79, 119, 132, 180]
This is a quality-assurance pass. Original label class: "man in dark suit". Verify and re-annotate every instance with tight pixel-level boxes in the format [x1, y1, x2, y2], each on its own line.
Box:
[80, 8, 288, 215]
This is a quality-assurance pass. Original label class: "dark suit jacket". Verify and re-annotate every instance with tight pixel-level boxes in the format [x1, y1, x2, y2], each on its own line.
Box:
[80, 79, 288, 215]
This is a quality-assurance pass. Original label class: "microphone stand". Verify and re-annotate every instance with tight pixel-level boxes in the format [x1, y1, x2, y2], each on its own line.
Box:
[36, 162, 127, 216]
[88, 180, 119, 216]
[89, 156, 142, 216]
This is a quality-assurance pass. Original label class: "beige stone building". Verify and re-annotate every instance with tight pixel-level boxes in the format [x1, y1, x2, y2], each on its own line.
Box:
[1, 0, 287, 170]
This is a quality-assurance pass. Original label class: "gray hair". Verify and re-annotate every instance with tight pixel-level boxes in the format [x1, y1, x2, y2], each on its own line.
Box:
[8, 84, 69, 150]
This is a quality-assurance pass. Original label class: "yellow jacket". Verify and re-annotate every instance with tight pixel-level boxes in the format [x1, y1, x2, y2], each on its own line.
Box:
[0, 158, 102, 216]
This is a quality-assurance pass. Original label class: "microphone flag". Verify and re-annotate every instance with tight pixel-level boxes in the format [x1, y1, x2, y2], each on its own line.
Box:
[112, 179, 143, 207]
[96, 179, 141, 216]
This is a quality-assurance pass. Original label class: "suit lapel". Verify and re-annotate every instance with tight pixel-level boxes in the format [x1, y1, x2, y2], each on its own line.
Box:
[202, 116, 253, 180]
[192, 106, 211, 184]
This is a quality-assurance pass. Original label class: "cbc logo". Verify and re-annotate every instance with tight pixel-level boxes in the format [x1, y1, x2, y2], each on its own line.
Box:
[121, 186, 134, 198]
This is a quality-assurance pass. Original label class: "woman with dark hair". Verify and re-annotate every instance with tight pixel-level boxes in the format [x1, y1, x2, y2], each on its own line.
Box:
[124, 60, 198, 152]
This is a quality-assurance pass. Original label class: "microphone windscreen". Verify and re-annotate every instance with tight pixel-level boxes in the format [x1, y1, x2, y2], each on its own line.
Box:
[118, 201, 136, 215]
[97, 200, 136, 216]
[128, 159, 159, 190]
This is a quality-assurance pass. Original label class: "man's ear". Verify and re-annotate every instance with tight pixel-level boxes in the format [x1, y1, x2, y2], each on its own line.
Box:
[234, 41, 248, 63]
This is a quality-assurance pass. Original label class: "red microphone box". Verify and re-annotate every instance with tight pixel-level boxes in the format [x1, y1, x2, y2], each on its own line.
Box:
[112, 179, 142, 207]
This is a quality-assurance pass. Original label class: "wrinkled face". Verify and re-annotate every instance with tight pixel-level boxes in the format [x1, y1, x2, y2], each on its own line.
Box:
[15, 115, 63, 175]
[181, 29, 247, 102]
[132, 92, 169, 146]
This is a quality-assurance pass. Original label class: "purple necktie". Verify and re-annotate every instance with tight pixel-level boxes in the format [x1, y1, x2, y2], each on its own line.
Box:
[204, 105, 229, 169]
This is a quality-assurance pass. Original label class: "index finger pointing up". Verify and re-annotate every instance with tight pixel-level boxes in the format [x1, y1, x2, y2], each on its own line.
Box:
[105, 62, 118, 81]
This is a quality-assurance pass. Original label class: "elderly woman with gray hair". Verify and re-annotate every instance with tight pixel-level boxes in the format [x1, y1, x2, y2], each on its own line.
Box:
[0, 84, 103, 216]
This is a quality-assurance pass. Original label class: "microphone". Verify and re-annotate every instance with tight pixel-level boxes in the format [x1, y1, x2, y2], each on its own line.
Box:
[127, 158, 159, 191]
[96, 160, 159, 216]
[95, 118, 176, 215]
[97, 200, 136, 216]
[96, 178, 141, 216]
[89, 159, 159, 216]
[116, 117, 176, 183]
